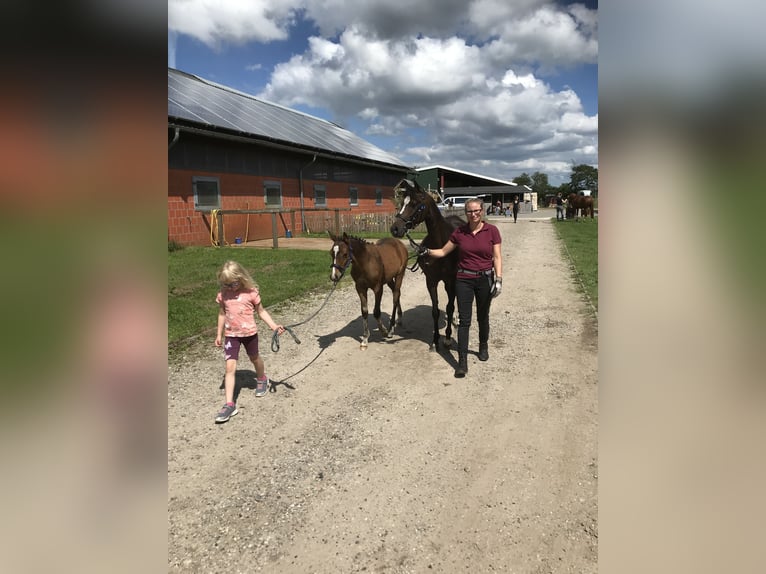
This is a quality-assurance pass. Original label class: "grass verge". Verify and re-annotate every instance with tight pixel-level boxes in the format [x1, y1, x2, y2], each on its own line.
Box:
[553, 219, 598, 314]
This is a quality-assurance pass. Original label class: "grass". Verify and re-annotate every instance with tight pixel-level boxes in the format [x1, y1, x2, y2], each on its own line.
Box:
[168, 246, 338, 353]
[553, 218, 598, 313]
[169, 223, 597, 353]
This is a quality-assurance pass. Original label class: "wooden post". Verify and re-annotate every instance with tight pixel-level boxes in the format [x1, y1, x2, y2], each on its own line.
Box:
[271, 212, 279, 249]
[216, 211, 224, 247]
[334, 209, 341, 235]
[290, 211, 296, 236]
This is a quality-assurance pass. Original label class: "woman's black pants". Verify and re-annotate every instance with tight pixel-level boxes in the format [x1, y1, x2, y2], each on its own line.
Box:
[455, 275, 492, 355]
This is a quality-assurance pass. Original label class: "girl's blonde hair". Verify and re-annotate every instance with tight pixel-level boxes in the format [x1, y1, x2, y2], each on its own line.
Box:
[217, 260, 257, 290]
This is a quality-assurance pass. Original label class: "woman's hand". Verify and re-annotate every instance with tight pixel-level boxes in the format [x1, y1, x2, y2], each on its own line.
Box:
[491, 278, 502, 298]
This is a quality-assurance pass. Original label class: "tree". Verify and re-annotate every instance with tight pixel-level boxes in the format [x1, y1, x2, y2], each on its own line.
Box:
[556, 181, 572, 196]
[512, 173, 532, 187]
[530, 171, 550, 194]
[569, 164, 598, 195]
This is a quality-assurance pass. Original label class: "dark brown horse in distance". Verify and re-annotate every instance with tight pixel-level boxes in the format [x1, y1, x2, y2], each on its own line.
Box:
[329, 231, 409, 349]
[567, 193, 595, 219]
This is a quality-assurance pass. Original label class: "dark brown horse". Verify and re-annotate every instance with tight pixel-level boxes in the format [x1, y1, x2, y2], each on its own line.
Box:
[567, 193, 595, 219]
[329, 231, 409, 349]
[389, 179, 463, 350]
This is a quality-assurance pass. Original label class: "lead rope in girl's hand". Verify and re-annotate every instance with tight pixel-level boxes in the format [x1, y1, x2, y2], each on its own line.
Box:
[271, 325, 300, 352]
[270, 281, 339, 352]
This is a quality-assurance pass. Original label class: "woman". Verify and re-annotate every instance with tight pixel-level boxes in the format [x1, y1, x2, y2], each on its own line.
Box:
[420, 198, 503, 377]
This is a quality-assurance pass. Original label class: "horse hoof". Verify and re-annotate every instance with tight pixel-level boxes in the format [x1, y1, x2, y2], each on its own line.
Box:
[360, 344, 368, 350]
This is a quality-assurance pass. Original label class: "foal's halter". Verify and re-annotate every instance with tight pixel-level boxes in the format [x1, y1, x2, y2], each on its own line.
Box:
[330, 241, 354, 280]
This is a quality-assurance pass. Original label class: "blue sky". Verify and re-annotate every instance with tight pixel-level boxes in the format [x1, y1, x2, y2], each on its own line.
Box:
[169, 1, 597, 186]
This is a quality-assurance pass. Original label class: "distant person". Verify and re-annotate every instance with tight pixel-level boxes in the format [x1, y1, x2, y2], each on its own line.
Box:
[555, 192, 565, 221]
[512, 196, 520, 223]
[213, 260, 286, 423]
[418, 198, 503, 378]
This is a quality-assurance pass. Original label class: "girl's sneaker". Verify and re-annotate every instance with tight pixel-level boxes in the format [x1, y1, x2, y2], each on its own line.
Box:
[255, 376, 270, 397]
[215, 403, 238, 423]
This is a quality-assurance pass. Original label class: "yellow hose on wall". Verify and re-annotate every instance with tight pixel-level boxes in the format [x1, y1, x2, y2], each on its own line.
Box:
[210, 209, 228, 247]
[244, 202, 250, 243]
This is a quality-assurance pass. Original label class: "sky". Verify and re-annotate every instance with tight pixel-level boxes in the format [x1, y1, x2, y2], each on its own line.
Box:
[168, 0, 598, 186]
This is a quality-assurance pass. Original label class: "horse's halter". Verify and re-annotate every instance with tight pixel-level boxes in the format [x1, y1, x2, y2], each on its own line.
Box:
[330, 241, 353, 282]
[394, 196, 426, 230]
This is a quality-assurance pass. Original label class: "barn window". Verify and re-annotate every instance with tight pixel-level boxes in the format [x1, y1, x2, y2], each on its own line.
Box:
[314, 184, 326, 207]
[349, 186, 358, 206]
[264, 181, 282, 208]
[192, 176, 220, 211]
[375, 188, 383, 205]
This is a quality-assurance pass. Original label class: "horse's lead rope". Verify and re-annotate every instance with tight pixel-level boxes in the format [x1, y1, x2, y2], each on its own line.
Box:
[271, 268, 343, 353]
[404, 230, 423, 272]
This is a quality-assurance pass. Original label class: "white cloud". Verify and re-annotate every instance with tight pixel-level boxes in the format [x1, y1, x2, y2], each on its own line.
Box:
[168, 0, 298, 46]
[169, 0, 598, 184]
[303, 0, 474, 39]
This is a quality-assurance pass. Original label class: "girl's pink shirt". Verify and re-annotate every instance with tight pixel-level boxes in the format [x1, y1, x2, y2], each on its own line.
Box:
[215, 287, 262, 337]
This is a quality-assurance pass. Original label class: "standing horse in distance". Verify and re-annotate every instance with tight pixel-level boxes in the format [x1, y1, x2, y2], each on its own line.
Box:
[328, 231, 409, 349]
[567, 192, 595, 219]
[389, 179, 463, 350]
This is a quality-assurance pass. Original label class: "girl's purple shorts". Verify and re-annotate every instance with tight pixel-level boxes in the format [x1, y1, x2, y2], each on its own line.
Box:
[223, 334, 259, 361]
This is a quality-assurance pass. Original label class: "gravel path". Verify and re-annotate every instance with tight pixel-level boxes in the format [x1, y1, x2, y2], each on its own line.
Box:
[168, 216, 598, 573]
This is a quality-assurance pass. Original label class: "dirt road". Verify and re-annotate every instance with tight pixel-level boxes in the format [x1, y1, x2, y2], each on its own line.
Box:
[168, 216, 598, 573]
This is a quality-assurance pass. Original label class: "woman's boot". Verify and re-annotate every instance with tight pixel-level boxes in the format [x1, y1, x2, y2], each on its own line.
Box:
[455, 353, 468, 377]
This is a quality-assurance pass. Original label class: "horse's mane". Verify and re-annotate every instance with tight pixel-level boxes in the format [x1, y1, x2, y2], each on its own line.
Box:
[344, 233, 370, 245]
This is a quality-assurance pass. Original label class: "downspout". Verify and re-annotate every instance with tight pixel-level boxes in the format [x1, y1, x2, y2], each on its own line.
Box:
[298, 153, 317, 233]
[168, 127, 180, 150]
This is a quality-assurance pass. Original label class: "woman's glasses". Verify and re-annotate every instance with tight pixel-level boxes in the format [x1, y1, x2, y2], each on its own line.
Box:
[465, 209, 482, 215]
[223, 281, 240, 288]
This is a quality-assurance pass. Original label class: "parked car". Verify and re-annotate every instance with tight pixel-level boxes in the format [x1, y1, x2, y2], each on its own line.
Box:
[437, 195, 489, 212]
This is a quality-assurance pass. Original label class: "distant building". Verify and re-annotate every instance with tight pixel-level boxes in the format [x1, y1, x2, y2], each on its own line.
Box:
[414, 165, 536, 212]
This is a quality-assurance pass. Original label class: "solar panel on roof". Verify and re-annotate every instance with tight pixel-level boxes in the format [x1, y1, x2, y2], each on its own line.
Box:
[168, 68, 405, 167]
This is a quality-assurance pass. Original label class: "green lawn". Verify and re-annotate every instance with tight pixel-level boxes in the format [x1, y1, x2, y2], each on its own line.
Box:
[553, 218, 598, 313]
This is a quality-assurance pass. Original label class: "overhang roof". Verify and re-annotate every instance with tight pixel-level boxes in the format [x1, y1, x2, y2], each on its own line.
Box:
[416, 165, 517, 186]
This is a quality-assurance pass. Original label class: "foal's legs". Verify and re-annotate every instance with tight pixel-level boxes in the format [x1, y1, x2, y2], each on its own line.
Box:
[371, 284, 390, 340]
[357, 287, 371, 349]
[386, 273, 405, 337]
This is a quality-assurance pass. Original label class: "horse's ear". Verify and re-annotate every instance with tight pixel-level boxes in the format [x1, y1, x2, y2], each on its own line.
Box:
[328, 230, 336, 241]
[342, 231, 349, 242]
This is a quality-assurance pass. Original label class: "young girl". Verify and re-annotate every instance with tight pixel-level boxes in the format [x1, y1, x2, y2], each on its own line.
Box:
[213, 260, 286, 423]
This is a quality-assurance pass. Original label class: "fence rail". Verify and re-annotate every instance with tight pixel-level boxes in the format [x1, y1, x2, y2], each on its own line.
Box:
[303, 212, 398, 234]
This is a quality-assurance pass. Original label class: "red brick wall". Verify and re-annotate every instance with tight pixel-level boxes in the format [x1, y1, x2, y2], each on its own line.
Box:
[168, 169, 398, 246]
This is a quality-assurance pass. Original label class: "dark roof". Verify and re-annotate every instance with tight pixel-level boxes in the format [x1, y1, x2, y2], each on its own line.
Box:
[168, 68, 406, 168]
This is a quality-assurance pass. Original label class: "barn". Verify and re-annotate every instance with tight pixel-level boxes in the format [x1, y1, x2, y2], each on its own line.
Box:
[168, 68, 411, 246]
[413, 165, 537, 212]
